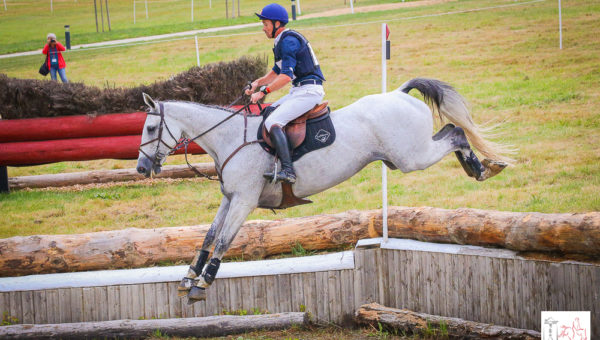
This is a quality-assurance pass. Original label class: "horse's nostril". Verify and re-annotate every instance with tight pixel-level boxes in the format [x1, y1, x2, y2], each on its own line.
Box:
[137, 166, 145, 174]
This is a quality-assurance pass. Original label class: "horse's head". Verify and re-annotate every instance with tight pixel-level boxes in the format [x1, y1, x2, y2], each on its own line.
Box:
[136, 93, 183, 178]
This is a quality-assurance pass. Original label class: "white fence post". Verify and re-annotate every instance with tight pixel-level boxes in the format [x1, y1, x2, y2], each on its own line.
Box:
[558, 0, 562, 49]
[381, 23, 388, 244]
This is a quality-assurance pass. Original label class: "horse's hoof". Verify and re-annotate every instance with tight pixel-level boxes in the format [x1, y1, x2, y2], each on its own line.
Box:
[187, 286, 206, 304]
[478, 159, 508, 181]
[178, 277, 196, 297]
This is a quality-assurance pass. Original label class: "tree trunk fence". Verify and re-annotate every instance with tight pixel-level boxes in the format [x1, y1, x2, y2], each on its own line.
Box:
[1, 206, 598, 277]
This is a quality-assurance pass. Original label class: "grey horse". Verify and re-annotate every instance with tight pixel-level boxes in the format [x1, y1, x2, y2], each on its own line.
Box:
[136, 78, 511, 303]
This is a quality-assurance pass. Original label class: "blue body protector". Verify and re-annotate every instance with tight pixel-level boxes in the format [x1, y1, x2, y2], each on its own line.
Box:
[273, 30, 325, 85]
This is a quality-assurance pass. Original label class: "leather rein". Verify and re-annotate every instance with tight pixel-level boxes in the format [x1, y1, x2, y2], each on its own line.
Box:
[138, 96, 263, 184]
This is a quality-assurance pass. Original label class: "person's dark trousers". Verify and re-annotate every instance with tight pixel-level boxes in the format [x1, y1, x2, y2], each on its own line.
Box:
[264, 125, 296, 183]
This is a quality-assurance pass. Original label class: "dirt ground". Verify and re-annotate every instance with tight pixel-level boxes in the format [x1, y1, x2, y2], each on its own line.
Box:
[298, 0, 453, 20]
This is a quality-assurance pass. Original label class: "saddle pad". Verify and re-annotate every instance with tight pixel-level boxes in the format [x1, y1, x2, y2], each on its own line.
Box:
[257, 110, 336, 162]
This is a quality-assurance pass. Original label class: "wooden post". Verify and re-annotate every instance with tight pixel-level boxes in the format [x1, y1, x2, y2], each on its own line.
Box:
[105, 0, 111, 31]
[0, 166, 8, 193]
[225, 0, 228, 18]
[99, 0, 104, 32]
[93, 0, 99, 33]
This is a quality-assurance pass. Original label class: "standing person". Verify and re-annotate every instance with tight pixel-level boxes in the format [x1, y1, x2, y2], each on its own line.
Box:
[245, 3, 325, 184]
[42, 33, 69, 83]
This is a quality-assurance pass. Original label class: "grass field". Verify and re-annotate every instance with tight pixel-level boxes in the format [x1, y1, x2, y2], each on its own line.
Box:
[1, 0, 599, 238]
[0, 0, 411, 54]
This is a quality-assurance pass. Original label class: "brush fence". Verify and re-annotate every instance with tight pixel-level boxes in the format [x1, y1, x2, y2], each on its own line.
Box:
[0, 239, 598, 332]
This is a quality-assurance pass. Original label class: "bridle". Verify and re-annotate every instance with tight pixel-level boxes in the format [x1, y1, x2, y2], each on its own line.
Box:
[138, 90, 263, 183]
[138, 102, 179, 173]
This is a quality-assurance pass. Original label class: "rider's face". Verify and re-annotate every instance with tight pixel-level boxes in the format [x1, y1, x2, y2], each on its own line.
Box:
[262, 20, 274, 38]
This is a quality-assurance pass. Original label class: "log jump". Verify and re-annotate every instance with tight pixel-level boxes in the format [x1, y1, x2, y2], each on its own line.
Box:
[1, 206, 598, 277]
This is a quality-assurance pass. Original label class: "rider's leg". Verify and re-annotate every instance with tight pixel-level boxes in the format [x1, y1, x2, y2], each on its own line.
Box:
[178, 196, 230, 295]
[188, 195, 257, 301]
[265, 124, 296, 183]
[263, 85, 324, 183]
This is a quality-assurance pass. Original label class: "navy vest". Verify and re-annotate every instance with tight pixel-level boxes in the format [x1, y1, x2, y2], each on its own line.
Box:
[273, 30, 325, 85]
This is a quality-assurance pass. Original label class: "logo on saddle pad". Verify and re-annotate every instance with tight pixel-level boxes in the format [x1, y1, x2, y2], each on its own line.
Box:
[315, 129, 331, 143]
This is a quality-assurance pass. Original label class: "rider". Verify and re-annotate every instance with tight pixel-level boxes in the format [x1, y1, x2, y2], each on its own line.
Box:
[246, 3, 325, 184]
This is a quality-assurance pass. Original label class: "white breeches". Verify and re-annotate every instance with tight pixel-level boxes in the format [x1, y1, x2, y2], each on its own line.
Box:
[264, 84, 325, 132]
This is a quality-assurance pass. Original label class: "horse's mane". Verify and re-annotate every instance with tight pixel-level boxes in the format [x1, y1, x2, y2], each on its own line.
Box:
[163, 100, 263, 118]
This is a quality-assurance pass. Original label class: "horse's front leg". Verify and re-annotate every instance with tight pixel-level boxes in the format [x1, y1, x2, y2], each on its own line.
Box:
[178, 196, 230, 296]
[187, 195, 256, 303]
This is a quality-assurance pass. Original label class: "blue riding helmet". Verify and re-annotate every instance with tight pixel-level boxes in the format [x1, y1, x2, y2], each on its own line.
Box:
[255, 3, 289, 24]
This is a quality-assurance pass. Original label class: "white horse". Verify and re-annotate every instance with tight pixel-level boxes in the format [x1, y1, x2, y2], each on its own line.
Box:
[136, 78, 511, 303]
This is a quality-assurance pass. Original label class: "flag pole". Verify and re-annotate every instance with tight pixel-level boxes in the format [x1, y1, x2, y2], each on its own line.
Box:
[381, 23, 389, 244]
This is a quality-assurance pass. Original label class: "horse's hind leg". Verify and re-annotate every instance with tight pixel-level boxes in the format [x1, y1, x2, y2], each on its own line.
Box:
[393, 124, 506, 181]
[451, 127, 507, 181]
[178, 196, 230, 296]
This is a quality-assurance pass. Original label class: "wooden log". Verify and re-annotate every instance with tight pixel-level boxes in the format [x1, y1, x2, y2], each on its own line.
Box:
[0, 312, 308, 339]
[377, 206, 600, 256]
[0, 135, 204, 166]
[8, 162, 217, 190]
[0, 210, 371, 276]
[1, 207, 598, 276]
[355, 303, 540, 339]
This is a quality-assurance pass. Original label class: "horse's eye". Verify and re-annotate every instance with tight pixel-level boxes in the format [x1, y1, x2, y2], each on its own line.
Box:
[147, 125, 157, 133]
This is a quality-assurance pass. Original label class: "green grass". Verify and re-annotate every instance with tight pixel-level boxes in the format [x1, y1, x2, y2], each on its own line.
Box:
[0, 0, 413, 54]
[1, 0, 599, 238]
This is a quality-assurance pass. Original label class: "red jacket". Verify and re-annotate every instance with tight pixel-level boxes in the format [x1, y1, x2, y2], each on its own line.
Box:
[42, 42, 66, 69]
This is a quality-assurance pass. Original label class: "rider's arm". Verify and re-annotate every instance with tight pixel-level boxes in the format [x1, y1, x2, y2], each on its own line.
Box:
[247, 70, 278, 94]
[265, 74, 291, 92]
[250, 73, 291, 103]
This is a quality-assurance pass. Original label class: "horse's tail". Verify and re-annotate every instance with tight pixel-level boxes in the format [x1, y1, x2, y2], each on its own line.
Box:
[399, 78, 515, 164]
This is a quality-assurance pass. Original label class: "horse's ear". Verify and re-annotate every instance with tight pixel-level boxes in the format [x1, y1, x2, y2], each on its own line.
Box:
[142, 92, 158, 111]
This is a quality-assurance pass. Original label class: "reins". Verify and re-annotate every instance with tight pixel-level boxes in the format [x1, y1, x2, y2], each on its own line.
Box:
[139, 90, 264, 184]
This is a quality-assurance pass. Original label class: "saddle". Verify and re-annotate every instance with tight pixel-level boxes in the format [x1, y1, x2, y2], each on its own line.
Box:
[257, 101, 335, 210]
[261, 101, 329, 150]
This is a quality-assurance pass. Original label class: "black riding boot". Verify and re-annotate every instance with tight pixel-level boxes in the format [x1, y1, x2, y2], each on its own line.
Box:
[264, 125, 296, 183]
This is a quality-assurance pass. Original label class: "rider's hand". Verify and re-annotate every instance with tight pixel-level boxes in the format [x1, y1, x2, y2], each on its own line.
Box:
[245, 81, 259, 96]
[250, 91, 265, 104]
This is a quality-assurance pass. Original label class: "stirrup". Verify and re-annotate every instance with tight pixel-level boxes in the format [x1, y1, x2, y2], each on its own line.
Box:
[264, 169, 296, 184]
